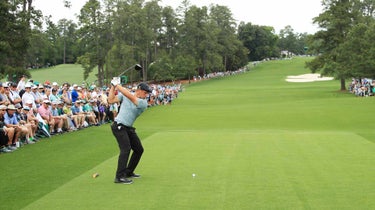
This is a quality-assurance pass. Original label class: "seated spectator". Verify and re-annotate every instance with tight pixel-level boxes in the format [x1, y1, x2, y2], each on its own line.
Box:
[82, 100, 97, 126]
[71, 100, 86, 128]
[61, 102, 78, 131]
[22, 83, 36, 109]
[16, 104, 36, 143]
[59, 87, 71, 104]
[21, 106, 38, 141]
[57, 101, 76, 131]
[8, 82, 22, 107]
[4, 104, 29, 147]
[49, 88, 60, 102]
[0, 105, 15, 153]
[0, 82, 11, 107]
[38, 99, 59, 134]
[90, 99, 105, 125]
[50, 101, 66, 133]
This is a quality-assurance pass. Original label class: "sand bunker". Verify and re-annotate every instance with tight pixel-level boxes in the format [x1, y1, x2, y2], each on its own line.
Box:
[286, 73, 334, 83]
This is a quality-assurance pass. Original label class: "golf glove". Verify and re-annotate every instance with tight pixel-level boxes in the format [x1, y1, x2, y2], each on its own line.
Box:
[111, 77, 120, 86]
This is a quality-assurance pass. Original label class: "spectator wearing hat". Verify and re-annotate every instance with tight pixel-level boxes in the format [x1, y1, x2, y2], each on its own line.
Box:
[56, 101, 75, 131]
[38, 100, 58, 134]
[0, 105, 15, 152]
[50, 101, 65, 133]
[71, 100, 86, 128]
[52, 82, 59, 90]
[22, 83, 36, 109]
[0, 83, 11, 106]
[62, 102, 79, 130]
[8, 82, 22, 108]
[24, 99, 39, 128]
[30, 84, 43, 108]
[4, 104, 29, 148]
[16, 105, 36, 143]
[82, 100, 98, 126]
[91, 99, 105, 125]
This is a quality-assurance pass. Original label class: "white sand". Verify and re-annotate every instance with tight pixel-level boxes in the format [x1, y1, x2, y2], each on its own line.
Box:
[286, 73, 334, 83]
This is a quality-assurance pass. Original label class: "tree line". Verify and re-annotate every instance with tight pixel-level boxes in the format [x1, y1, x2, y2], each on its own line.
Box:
[0, 0, 310, 86]
[2, 0, 374, 90]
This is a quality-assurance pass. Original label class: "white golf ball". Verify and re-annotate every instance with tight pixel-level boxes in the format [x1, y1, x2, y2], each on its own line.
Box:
[192, 173, 196, 177]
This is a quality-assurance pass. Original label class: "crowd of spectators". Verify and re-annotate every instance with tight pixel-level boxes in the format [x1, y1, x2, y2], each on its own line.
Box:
[0, 69, 247, 154]
[348, 78, 375, 97]
[0, 76, 182, 154]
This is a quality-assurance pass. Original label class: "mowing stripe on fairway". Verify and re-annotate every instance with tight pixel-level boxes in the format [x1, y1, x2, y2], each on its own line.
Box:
[23, 130, 375, 210]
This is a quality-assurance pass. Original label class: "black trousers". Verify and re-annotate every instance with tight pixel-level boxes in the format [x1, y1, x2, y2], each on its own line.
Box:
[111, 122, 144, 179]
[0, 130, 8, 147]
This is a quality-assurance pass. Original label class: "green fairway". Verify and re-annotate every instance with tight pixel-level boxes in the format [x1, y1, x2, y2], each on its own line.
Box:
[1, 57, 374, 209]
[23, 131, 374, 209]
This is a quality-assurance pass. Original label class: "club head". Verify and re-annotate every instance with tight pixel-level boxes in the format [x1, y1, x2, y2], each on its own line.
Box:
[134, 64, 142, 71]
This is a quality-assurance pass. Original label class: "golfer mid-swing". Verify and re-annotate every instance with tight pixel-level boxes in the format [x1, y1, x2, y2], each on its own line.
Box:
[108, 79, 152, 184]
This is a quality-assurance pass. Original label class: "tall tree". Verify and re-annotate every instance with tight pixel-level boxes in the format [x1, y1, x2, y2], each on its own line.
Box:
[238, 22, 279, 61]
[77, 0, 112, 85]
[209, 4, 241, 70]
[0, 0, 39, 79]
[306, 0, 362, 90]
[159, 6, 178, 56]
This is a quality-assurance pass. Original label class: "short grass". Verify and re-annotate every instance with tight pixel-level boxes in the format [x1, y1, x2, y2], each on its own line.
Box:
[1, 57, 374, 210]
[26, 64, 98, 85]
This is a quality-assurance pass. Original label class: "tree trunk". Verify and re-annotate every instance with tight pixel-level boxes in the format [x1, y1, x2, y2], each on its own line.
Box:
[340, 78, 346, 91]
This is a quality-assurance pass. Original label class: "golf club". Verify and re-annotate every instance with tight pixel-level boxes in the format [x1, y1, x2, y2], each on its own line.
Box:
[117, 64, 143, 77]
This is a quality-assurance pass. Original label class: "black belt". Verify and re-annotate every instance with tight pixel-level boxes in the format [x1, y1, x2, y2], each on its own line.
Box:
[113, 121, 134, 130]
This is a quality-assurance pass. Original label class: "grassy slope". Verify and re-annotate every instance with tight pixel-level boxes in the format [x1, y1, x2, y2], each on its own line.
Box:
[27, 64, 98, 86]
[0, 58, 374, 209]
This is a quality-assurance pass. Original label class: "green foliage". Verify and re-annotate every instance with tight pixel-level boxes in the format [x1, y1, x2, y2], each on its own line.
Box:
[336, 21, 375, 78]
[306, 0, 374, 90]
[148, 56, 175, 82]
[173, 54, 196, 80]
[238, 23, 279, 61]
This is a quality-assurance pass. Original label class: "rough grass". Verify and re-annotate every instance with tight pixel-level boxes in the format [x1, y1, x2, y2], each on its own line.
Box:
[0, 57, 374, 210]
